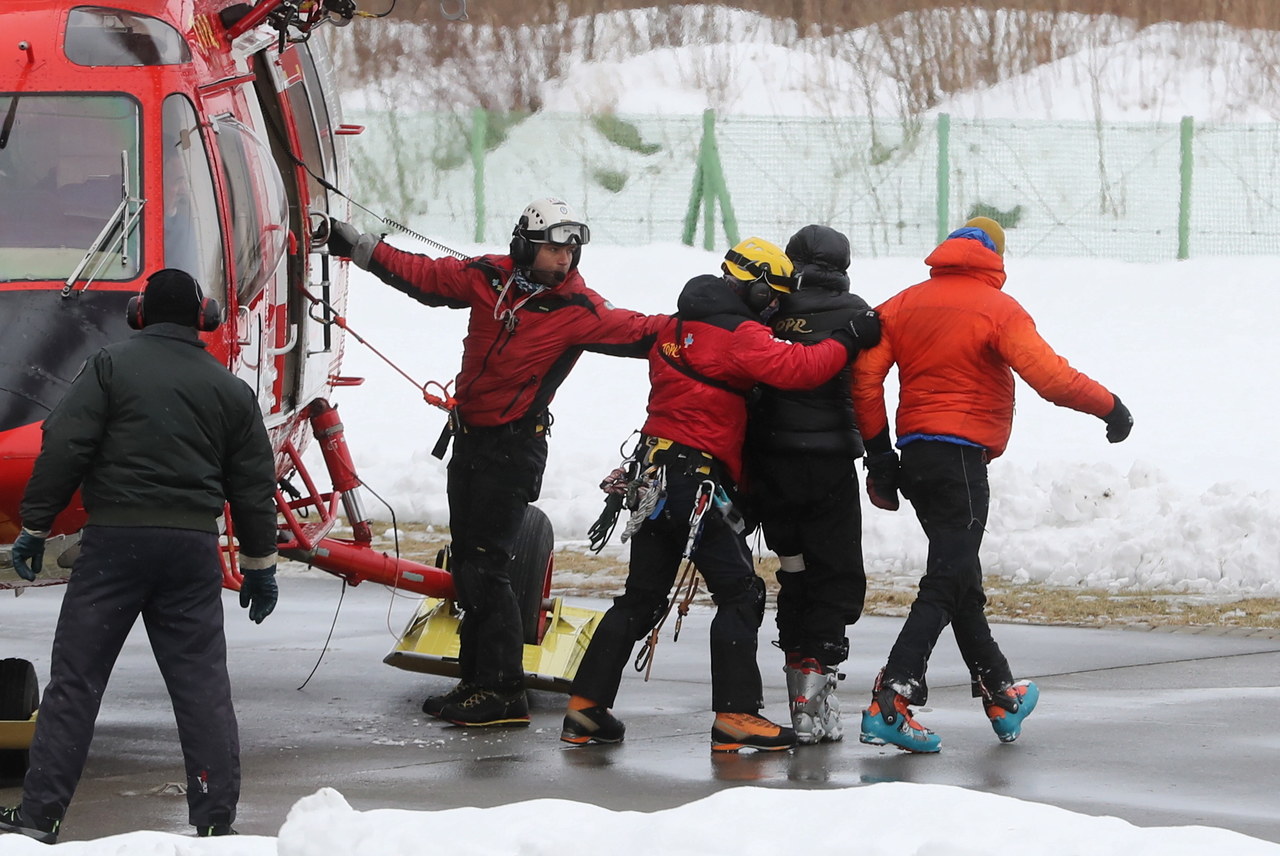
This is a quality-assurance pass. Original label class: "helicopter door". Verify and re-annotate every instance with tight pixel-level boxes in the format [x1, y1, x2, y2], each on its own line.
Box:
[283, 43, 349, 402]
[251, 42, 346, 414]
[211, 114, 288, 414]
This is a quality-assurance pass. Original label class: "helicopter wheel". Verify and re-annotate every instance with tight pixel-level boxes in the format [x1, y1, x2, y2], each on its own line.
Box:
[0, 658, 39, 784]
[509, 506, 554, 646]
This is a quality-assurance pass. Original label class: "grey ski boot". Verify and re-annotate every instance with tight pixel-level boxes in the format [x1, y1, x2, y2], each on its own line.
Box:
[786, 657, 844, 745]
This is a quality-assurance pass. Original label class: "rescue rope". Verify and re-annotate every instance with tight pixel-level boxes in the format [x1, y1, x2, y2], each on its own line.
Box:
[296, 284, 456, 413]
[632, 478, 715, 680]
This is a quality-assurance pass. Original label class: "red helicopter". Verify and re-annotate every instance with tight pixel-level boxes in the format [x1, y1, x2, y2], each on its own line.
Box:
[0, 0, 595, 779]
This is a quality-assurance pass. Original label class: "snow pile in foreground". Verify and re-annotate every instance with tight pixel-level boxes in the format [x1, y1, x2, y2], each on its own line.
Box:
[7, 782, 1273, 855]
[273, 784, 1280, 856]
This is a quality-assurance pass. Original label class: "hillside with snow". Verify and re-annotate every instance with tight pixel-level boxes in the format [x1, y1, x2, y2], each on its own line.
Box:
[335, 8, 1280, 122]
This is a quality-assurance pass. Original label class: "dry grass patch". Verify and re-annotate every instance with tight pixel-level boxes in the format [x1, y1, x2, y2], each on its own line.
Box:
[349, 522, 1280, 633]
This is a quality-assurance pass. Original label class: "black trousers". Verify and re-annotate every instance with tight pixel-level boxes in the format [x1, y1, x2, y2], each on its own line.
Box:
[753, 453, 866, 666]
[571, 468, 767, 713]
[446, 420, 548, 690]
[22, 526, 239, 827]
[882, 441, 1012, 705]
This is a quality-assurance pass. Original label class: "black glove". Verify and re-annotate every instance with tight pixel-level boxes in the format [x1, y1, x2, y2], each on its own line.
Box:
[863, 452, 900, 511]
[326, 218, 362, 258]
[11, 528, 47, 582]
[239, 566, 278, 624]
[1103, 395, 1133, 443]
[829, 309, 881, 359]
[848, 308, 881, 348]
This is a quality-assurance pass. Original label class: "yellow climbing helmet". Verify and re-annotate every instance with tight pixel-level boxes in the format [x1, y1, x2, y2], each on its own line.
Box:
[722, 237, 796, 293]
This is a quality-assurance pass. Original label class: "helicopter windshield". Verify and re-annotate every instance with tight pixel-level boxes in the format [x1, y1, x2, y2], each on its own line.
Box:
[0, 93, 142, 283]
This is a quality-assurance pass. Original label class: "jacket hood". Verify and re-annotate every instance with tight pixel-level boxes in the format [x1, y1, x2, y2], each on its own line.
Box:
[787, 225, 851, 293]
[676, 274, 753, 321]
[924, 235, 1007, 289]
[795, 264, 850, 293]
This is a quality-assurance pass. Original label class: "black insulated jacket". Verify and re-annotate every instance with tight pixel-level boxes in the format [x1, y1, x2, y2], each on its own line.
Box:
[751, 225, 875, 457]
[20, 323, 277, 559]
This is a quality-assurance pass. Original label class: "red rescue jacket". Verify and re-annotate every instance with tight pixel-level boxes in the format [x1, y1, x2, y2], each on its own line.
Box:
[369, 245, 663, 426]
[642, 275, 850, 483]
[852, 236, 1115, 458]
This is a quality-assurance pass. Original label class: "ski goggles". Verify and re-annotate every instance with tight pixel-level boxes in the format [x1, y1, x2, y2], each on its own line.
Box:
[723, 249, 796, 292]
[528, 221, 590, 246]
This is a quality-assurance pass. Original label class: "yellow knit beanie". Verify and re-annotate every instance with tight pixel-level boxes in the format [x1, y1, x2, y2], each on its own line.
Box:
[963, 216, 1005, 255]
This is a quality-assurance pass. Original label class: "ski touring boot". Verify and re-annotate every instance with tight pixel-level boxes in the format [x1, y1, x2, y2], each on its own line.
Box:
[561, 696, 626, 745]
[982, 679, 1039, 743]
[439, 686, 530, 727]
[859, 673, 941, 753]
[711, 712, 797, 753]
[786, 657, 844, 745]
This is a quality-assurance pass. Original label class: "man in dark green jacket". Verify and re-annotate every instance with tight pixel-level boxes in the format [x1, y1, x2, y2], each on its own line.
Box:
[0, 269, 278, 844]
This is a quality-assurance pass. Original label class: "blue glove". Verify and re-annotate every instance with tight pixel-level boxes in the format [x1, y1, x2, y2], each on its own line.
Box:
[239, 566, 278, 624]
[11, 528, 47, 582]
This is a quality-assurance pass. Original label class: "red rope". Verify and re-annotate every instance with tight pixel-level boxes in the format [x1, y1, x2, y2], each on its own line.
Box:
[298, 285, 456, 413]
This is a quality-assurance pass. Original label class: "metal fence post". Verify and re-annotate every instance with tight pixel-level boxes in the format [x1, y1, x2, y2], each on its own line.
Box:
[701, 114, 715, 250]
[1178, 115, 1193, 261]
[707, 114, 739, 248]
[682, 109, 738, 249]
[472, 107, 487, 244]
[936, 113, 951, 244]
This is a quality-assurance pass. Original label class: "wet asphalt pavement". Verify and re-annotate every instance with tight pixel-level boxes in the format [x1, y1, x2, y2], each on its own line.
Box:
[2, 572, 1279, 843]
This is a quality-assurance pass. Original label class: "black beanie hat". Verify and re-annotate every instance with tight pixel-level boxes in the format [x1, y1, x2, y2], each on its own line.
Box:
[143, 268, 203, 326]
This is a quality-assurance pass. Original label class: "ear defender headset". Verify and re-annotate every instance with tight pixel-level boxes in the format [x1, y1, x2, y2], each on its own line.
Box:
[509, 214, 538, 268]
[126, 271, 222, 332]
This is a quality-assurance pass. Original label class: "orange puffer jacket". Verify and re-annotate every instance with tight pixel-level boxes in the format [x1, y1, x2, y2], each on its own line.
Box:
[852, 236, 1115, 458]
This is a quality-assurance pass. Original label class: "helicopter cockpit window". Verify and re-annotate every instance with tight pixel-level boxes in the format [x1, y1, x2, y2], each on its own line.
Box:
[65, 7, 191, 67]
[213, 116, 287, 304]
[0, 94, 141, 283]
[163, 95, 225, 301]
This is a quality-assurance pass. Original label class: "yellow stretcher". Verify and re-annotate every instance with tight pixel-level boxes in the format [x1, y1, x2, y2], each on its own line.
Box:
[384, 595, 604, 693]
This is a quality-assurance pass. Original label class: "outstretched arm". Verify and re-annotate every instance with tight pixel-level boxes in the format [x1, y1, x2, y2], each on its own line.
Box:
[997, 312, 1116, 418]
[726, 322, 848, 390]
[579, 289, 670, 358]
[328, 219, 474, 309]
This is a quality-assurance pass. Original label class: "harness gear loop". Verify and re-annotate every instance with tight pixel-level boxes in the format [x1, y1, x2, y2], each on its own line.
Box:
[632, 478, 716, 680]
